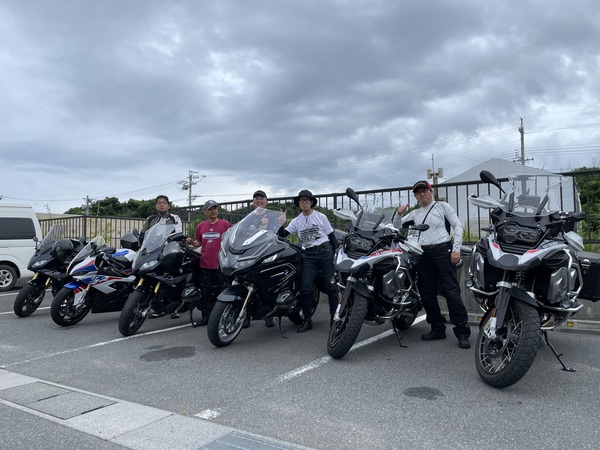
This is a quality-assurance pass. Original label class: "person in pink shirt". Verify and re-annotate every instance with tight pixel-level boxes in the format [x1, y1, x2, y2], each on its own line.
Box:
[186, 200, 231, 326]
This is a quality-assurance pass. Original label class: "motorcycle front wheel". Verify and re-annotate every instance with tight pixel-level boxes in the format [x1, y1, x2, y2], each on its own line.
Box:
[14, 281, 47, 317]
[118, 290, 151, 337]
[327, 290, 369, 359]
[476, 300, 541, 389]
[50, 288, 91, 326]
[207, 301, 244, 348]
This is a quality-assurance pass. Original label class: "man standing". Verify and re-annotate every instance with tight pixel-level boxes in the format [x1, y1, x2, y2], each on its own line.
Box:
[186, 200, 231, 326]
[142, 195, 182, 318]
[278, 190, 339, 333]
[393, 180, 471, 349]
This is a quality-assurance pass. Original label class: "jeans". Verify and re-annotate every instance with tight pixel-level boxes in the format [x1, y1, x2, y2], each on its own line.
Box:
[416, 243, 470, 338]
[299, 245, 338, 320]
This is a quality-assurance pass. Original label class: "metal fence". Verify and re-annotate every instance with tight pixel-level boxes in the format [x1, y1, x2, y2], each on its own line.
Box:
[40, 168, 600, 248]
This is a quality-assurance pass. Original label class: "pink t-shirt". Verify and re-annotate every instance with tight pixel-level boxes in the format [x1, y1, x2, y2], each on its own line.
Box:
[194, 219, 231, 269]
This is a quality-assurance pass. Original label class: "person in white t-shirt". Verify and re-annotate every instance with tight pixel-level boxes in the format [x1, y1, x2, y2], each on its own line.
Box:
[278, 190, 339, 333]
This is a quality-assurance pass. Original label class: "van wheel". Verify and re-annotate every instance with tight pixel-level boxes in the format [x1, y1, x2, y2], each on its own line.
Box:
[0, 264, 18, 292]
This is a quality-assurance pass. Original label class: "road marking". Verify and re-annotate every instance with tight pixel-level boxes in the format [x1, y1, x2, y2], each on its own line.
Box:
[0, 306, 50, 316]
[0, 324, 193, 369]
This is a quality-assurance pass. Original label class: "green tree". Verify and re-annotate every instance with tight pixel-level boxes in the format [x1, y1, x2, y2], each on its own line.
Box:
[64, 198, 167, 217]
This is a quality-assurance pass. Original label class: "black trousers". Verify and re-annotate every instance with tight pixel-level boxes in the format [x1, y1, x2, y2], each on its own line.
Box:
[416, 243, 470, 338]
[199, 267, 228, 317]
[299, 246, 338, 320]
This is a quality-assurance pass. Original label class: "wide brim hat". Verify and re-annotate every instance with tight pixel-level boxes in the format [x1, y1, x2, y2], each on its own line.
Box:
[293, 189, 317, 208]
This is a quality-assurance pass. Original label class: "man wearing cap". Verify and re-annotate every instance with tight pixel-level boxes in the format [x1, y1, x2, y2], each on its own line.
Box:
[393, 181, 471, 349]
[278, 189, 339, 333]
[242, 190, 286, 327]
[186, 200, 231, 326]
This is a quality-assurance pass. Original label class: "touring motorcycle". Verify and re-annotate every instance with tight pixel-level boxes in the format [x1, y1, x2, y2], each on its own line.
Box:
[464, 170, 599, 388]
[50, 233, 138, 326]
[327, 188, 429, 359]
[207, 208, 320, 348]
[13, 224, 86, 317]
[118, 223, 201, 337]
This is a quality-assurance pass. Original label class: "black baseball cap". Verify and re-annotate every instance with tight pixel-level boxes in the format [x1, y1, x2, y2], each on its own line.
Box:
[203, 200, 219, 210]
[412, 180, 432, 192]
[253, 190, 267, 198]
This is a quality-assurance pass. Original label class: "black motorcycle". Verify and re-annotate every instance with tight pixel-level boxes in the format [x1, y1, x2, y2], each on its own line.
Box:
[207, 208, 320, 348]
[464, 170, 599, 388]
[13, 224, 85, 317]
[327, 188, 429, 359]
[118, 223, 201, 337]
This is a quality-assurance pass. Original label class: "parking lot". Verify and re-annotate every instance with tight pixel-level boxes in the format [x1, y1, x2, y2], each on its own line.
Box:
[1, 288, 599, 449]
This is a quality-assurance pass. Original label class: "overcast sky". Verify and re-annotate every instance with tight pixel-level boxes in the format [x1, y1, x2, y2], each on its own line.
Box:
[1, 0, 599, 214]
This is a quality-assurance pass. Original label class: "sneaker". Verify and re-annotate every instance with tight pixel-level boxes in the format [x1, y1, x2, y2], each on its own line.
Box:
[458, 337, 471, 349]
[149, 311, 165, 319]
[265, 317, 275, 328]
[421, 330, 446, 341]
[194, 316, 209, 327]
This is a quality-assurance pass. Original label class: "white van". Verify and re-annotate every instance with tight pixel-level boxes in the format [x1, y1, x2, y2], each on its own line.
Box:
[0, 203, 42, 291]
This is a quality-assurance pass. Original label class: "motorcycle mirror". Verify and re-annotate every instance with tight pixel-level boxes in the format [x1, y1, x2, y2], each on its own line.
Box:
[168, 232, 184, 242]
[480, 170, 505, 193]
[345, 187, 361, 207]
[412, 223, 430, 232]
[132, 228, 139, 237]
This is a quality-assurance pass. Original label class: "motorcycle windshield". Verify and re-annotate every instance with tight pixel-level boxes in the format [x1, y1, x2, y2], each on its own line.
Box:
[134, 223, 176, 261]
[225, 208, 283, 252]
[38, 224, 68, 253]
[504, 172, 566, 215]
[355, 210, 386, 231]
[74, 235, 106, 260]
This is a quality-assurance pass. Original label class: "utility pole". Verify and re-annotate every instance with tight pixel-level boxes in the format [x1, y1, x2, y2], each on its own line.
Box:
[426, 154, 443, 200]
[514, 118, 533, 165]
[177, 171, 204, 222]
[81, 195, 94, 238]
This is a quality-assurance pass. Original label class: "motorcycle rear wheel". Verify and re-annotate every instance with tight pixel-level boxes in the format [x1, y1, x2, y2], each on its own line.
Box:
[14, 282, 47, 317]
[118, 290, 150, 337]
[50, 288, 91, 326]
[327, 290, 369, 359]
[207, 301, 244, 348]
[475, 300, 541, 389]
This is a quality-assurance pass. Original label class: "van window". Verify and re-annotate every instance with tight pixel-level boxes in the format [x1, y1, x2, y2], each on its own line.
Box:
[0, 218, 37, 240]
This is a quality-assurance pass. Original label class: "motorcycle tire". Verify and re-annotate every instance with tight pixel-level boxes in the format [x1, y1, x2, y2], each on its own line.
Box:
[50, 287, 91, 327]
[475, 300, 541, 389]
[14, 282, 47, 317]
[207, 301, 244, 348]
[288, 287, 320, 325]
[327, 290, 369, 359]
[118, 290, 151, 337]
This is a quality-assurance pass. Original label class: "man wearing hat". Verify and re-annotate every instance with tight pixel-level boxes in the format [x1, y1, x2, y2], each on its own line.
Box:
[278, 189, 339, 333]
[393, 181, 471, 349]
[186, 200, 231, 326]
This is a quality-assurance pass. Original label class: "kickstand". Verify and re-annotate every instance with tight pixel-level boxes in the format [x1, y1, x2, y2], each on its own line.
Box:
[543, 331, 575, 372]
[278, 317, 288, 339]
[392, 326, 407, 348]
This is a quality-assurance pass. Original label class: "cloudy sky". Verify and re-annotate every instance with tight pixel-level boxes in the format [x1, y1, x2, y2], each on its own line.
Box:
[1, 0, 599, 214]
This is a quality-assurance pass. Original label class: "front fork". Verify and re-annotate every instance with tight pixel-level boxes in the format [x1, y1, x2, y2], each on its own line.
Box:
[482, 282, 511, 340]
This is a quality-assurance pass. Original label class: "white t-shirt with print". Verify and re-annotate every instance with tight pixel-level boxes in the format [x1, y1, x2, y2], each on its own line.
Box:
[285, 210, 333, 248]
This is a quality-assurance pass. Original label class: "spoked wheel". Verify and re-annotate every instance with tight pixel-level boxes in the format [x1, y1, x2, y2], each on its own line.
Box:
[50, 288, 91, 326]
[288, 287, 320, 325]
[475, 300, 541, 389]
[14, 282, 47, 317]
[207, 301, 244, 348]
[327, 290, 369, 359]
[118, 290, 151, 337]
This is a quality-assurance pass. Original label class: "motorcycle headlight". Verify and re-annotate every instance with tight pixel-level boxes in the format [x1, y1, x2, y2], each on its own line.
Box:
[497, 224, 541, 245]
[140, 260, 160, 272]
[32, 259, 50, 268]
[263, 253, 278, 264]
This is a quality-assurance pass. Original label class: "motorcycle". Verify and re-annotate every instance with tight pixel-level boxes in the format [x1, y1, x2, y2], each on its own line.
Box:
[118, 223, 201, 337]
[464, 170, 600, 388]
[327, 188, 429, 359]
[13, 224, 86, 317]
[207, 208, 320, 348]
[50, 232, 139, 327]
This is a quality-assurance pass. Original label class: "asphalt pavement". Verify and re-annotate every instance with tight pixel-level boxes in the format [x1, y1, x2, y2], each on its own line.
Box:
[1, 288, 600, 450]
